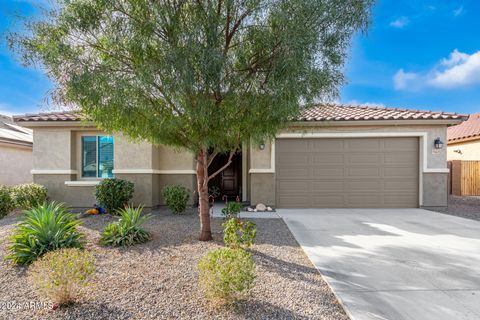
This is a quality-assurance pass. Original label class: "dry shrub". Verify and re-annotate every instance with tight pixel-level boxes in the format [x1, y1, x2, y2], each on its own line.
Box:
[28, 248, 95, 305]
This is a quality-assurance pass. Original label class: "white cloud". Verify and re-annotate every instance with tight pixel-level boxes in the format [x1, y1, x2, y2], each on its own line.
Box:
[453, 6, 464, 17]
[429, 51, 480, 88]
[390, 16, 409, 28]
[347, 100, 386, 108]
[393, 69, 418, 90]
[440, 49, 469, 66]
[394, 50, 480, 90]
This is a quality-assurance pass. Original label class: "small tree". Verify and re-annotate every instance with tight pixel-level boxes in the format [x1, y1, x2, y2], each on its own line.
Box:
[8, 0, 373, 240]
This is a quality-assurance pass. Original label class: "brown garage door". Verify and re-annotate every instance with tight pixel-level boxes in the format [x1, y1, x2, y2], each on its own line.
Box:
[276, 137, 419, 208]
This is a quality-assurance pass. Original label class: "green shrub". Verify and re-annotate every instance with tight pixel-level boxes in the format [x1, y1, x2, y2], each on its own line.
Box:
[0, 186, 14, 218]
[28, 248, 95, 305]
[221, 202, 241, 219]
[223, 218, 257, 249]
[12, 183, 47, 209]
[198, 247, 255, 305]
[100, 206, 151, 247]
[162, 185, 190, 214]
[95, 178, 134, 214]
[6, 202, 83, 265]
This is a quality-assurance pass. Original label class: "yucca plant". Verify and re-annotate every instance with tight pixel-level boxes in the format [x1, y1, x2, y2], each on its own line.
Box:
[6, 202, 83, 265]
[100, 206, 151, 247]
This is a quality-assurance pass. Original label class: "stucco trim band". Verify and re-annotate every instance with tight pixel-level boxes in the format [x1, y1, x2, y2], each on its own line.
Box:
[32, 169, 78, 174]
[65, 180, 100, 187]
[112, 169, 196, 174]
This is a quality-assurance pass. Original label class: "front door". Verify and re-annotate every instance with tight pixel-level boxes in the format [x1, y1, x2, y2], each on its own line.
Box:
[209, 152, 242, 199]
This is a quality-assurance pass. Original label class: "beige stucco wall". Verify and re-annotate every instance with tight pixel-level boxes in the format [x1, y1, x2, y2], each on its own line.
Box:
[153, 145, 195, 170]
[249, 124, 449, 207]
[32, 127, 197, 209]
[33, 128, 76, 170]
[447, 139, 480, 161]
[30, 121, 450, 209]
[0, 144, 32, 186]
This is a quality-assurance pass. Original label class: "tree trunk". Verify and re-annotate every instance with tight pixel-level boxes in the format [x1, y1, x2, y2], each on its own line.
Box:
[196, 148, 213, 241]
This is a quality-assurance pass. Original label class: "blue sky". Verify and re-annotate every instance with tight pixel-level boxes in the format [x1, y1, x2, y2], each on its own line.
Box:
[0, 0, 479, 116]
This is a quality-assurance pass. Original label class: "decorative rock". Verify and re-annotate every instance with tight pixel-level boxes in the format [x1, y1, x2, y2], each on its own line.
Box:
[253, 209, 258, 212]
[247, 207, 254, 212]
[267, 206, 273, 211]
[256, 203, 267, 212]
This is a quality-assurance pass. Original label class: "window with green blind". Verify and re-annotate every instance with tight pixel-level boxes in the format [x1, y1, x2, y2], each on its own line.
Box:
[81, 136, 114, 178]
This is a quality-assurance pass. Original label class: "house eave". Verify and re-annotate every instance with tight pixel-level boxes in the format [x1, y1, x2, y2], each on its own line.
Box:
[12, 120, 96, 128]
[447, 136, 480, 145]
[0, 139, 33, 149]
[290, 118, 464, 127]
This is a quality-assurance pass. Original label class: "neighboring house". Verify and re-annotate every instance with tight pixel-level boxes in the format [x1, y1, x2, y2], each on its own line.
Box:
[13, 104, 465, 209]
[0, 115, 33, 185]
[447, 113, 480, 160]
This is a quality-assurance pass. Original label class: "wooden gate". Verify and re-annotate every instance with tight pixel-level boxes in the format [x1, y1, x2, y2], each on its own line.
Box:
[450, 160, 480, 196]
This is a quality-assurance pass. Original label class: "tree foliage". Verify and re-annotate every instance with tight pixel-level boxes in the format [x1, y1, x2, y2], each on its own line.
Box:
[9, 0, 374, 240]
[11, 0, 373, 151]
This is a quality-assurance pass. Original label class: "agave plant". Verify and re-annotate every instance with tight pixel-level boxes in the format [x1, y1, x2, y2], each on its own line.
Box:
[6, 202, 83, 265]
[100, 206, 151, 247]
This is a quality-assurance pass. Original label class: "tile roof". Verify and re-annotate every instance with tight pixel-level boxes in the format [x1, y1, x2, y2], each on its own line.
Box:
[298, 104, 466, 121]
[13, 111, 83, 122]
[13, 104, 466, 124]
[448, 113, 480, 142]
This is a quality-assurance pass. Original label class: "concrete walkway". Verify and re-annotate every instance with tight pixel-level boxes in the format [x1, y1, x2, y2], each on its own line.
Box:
[279, 208, 480, 320]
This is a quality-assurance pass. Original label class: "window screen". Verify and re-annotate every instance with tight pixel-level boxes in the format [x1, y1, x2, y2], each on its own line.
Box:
[98, 136, 114, 178]
[81, 136, 97, 177]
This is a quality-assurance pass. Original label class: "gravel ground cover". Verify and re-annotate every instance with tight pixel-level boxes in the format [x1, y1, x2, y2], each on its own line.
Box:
[430, 195, 480, 221]
[0, 208, 348, 320]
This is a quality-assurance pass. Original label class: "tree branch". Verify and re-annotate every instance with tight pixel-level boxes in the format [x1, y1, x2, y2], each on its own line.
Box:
[204, 150, 235, 188]
[207, 151, 219, 168]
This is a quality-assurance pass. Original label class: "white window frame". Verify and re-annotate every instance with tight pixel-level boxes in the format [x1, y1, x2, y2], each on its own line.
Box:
[77, 132, 114, 180]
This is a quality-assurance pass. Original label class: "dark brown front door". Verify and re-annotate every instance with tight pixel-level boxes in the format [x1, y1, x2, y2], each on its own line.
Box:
[221, 156, 239, 196]
[209, 152, 242, 199]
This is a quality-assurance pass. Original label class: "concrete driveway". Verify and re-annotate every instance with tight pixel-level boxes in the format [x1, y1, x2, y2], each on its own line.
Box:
[279, 209, 480, 320]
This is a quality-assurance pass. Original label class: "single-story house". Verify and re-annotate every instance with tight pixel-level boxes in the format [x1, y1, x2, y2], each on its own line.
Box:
[13, 104, 465, 209]
[447, 113, 479, 160]
[0, 115, 33, 186]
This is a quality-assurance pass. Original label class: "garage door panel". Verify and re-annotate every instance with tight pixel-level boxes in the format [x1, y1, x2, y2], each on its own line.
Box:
[347, 166, 381, 177]
[312, 167, 345, 178]
[382, 138, 418, 150]
[347, 194, 382, 207]
[311, 139, 345, 151]
[312, 154, 345, 164]
[347, 154, 382, 164]
[384, 152, 417, 164]
[277, 139, 308, 152]
[277, 181, 309, 193]
[276, 137, 419, 208]
[277, 195, 311, 208]
[383, 194, 418, 207]
[384, 166, 417, 177]
[312, 181, 345, 192]
[345, 139, 381, 151]
[279, 154, 309, 166]
[346, 180, 382, 192]
[277, 168, 310, 179]
[311, 195, 346, 207]
[383, 179, 418, 191]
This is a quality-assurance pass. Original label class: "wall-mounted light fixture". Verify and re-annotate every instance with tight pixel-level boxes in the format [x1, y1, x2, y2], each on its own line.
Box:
[259, 142, 266, 150]
[434, 137, 444, 150]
